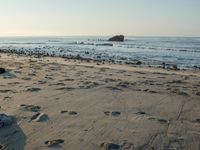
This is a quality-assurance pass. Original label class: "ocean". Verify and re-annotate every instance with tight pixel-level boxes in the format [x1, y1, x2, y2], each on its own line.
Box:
[0, 36, 199, 69]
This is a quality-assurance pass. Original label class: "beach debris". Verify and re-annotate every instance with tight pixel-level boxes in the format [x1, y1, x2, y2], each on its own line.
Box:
[108, 35, 124, 42]
[101, 142, 121, 150]
[31, 113, 48, 122]
[20, 104, 41, 112]
[0, 68, 6, 74]
[0, 114, 13, 128]
[44, 139, 64, 147]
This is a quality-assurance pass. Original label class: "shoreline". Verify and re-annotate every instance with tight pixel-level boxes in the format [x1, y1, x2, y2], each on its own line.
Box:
[0, 50, 199, 71]
[0, 52, 200, 149]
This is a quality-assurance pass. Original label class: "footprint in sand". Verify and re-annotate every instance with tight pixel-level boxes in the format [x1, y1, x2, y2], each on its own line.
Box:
[116, 82, 130, 88]
[121, 140, 134, 149]
[3, 96, 12, 101]
[21, 77, 32, 81]
[135, 112, 168, 124]
[104, 111, 110, 116]
[20, 104, 41, 112]
[192, 118, 200, 123]
[60, 110, 78, 116]
[196, 92, 200, 96]
[68, 111, 78, 115]
[136, 111, 148, 115]
[148, 117, 169, 124]
[44, 139, 64, 147]
[26, 87, 41, 92]
[112, 111, 121, 116]
[60, 110, 68, 114]
[101, 142, 120, 150]
[104, 111, 121, 117]
[30, 113, 49, 122]
[106, 86, 122, 91]
[38, 80, 47, 84]
[56, 87, 74, 91]
[148, 90, 158, 94]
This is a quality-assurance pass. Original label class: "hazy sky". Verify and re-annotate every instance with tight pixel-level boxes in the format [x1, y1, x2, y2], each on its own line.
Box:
[0, 0, 200, 36]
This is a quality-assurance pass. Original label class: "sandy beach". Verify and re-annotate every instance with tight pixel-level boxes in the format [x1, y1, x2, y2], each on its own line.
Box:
[0, 53, 200, 150]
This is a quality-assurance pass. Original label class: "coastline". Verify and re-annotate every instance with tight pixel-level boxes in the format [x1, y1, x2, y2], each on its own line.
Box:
[0, 52, 200, 149]
[0, 36, 200, 70]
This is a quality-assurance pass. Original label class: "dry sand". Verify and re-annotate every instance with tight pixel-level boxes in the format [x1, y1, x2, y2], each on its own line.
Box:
[0, 53, 200, 150]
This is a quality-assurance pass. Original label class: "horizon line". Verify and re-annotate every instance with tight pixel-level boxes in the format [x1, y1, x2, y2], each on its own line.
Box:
[0, 35, 199, 38]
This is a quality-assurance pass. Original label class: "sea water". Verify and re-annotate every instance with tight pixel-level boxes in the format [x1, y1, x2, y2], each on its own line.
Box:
[0, 36, 199, 69]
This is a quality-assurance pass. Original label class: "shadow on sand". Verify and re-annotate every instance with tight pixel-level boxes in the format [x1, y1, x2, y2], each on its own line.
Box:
[0, 116, 26, 150]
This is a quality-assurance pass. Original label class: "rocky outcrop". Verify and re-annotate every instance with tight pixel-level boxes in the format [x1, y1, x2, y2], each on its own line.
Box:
[108, 35, 124, 42]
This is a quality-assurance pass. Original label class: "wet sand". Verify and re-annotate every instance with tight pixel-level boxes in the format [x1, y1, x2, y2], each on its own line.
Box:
[0, 53, 200, 150]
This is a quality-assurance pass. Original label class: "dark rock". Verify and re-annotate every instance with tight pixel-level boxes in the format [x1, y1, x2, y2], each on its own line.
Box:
[136, 61, 142, 65]
[108, 35, 124, 42]
[162, 62, 166, 69]
[172, 65, 178, 70]
[0, 68, 6, 74]
[193, 65, 198, 70]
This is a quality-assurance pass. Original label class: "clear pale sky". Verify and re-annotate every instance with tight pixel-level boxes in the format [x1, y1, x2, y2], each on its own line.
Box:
[0, 0, 200, 37]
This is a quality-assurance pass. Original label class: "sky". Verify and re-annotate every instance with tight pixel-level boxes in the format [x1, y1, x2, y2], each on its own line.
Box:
[0, 0, 200, 37]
